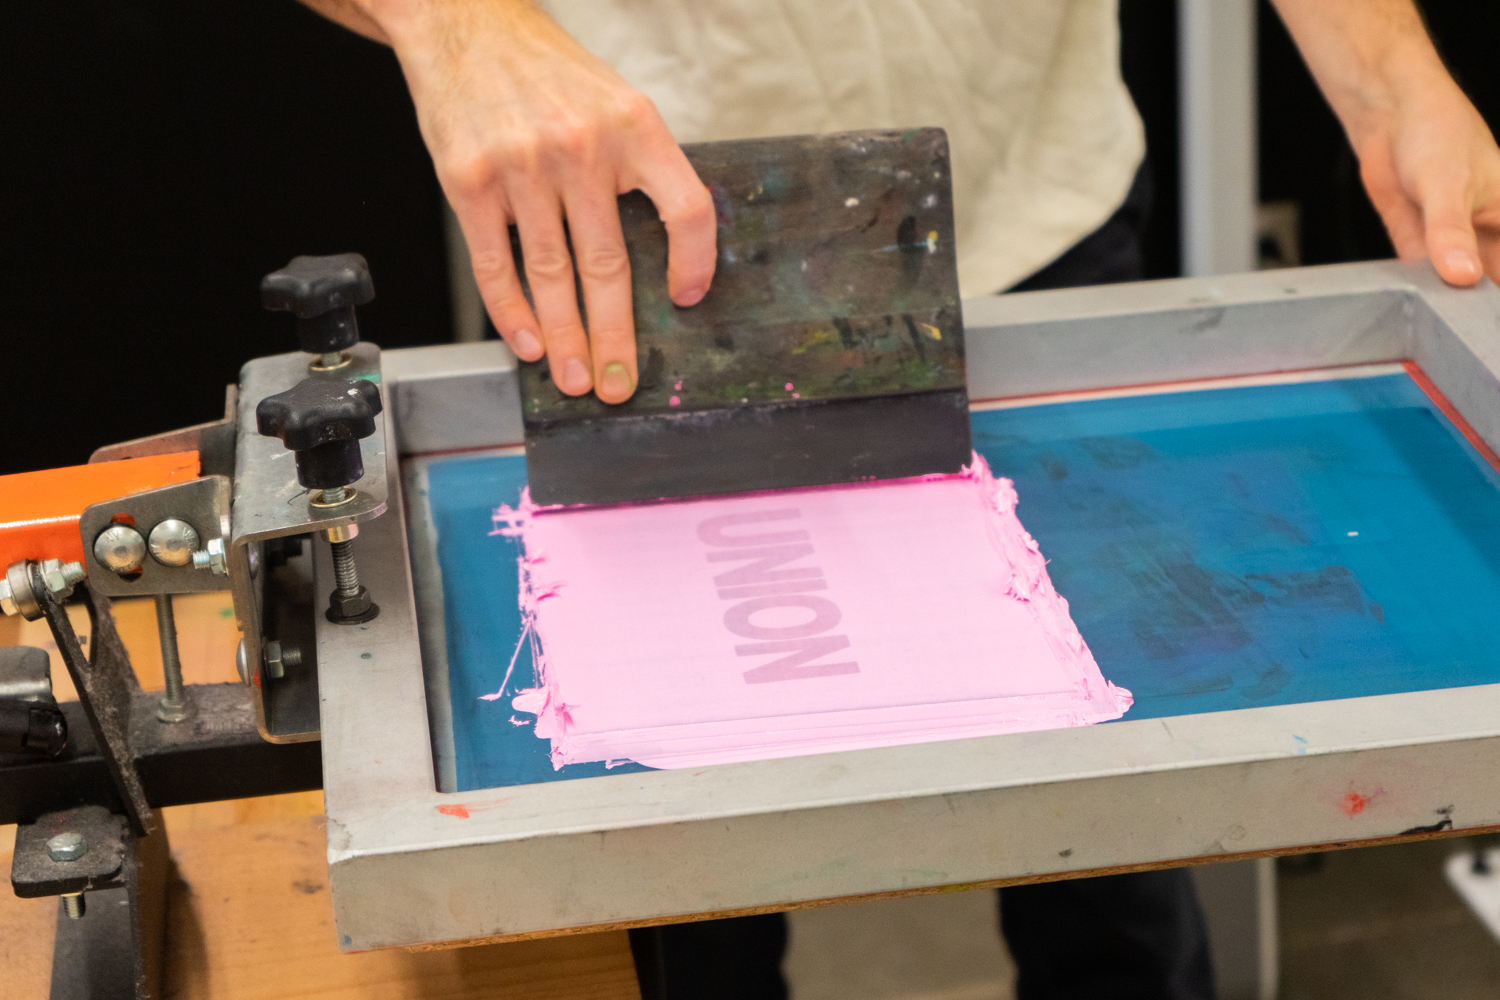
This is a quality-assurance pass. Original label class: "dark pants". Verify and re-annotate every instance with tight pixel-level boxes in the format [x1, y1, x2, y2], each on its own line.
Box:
[630, 165, 1216, 1000]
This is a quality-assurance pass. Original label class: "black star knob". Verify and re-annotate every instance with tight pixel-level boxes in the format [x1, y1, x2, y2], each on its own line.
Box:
[256, 378, 384, 490]
[261, 253, 375, 356]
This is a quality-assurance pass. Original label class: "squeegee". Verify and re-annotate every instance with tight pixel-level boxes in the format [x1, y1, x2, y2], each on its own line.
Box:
[518, 128, 972, 506]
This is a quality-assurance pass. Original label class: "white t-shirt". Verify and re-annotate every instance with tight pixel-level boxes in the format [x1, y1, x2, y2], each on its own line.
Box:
[543, 0, 1145, 295]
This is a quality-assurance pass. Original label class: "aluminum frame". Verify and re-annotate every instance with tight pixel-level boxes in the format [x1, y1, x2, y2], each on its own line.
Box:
[321, 260, 1500, 951]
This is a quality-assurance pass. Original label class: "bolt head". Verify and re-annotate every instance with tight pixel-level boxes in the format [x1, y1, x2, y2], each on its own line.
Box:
[0, 577, 15, 617]
[94, 524, 147, 574]
[156, 697, 195, 723]
[37, 559, 81, 599]
[46, 831, 87, 862]
[192, 537, 228, 576]
[148, 519, 200, 567]
[236, 638, 251, 685]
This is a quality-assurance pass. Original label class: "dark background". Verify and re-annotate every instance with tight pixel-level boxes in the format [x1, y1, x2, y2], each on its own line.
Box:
[1, 1, 449, 476]
[2, 0, 1497, 475]
[1120, 0, 1500, 280]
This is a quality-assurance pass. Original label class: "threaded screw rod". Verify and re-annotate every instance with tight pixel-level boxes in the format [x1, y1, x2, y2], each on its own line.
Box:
[330, 540, 360, 597]
[62, 893, 85, 920]
[155, 593, 193, 723]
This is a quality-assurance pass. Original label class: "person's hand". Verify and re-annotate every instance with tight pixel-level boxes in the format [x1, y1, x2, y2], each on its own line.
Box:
[342, 0, 717, 402]
[1275, 0, 1500, 287]
[1350, 61, 1500, 286]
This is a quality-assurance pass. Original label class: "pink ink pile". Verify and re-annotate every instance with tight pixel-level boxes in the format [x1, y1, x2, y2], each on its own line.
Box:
[488, 453, 1131, 770]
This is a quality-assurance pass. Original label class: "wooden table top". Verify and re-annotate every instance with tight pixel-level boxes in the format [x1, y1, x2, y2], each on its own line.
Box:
[0, 592, 641, 1000]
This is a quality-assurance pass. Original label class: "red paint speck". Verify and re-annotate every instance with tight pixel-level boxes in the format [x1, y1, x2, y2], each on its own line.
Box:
[785, 382, 794, 391]
[669, 395, 681, 407]
[436, 804, 471, 819]
[1341, 792, 1369, 816]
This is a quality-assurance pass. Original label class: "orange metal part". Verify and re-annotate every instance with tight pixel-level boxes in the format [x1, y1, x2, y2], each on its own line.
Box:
[0, 451, 201, 568]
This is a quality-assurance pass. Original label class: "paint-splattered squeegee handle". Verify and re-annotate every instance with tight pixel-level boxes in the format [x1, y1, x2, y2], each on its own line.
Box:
[515, 128, 972, 506]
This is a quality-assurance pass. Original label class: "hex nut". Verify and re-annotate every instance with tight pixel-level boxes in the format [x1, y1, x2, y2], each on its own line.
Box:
[94, 524, 147, 574]
[148, 519, 200, 567]
[262, 640, 303, 680]
[38, 559, 84, 598]
[46, 831, 87, 863]
[191, 537, 228, 576]
[326, 585, 378, 624]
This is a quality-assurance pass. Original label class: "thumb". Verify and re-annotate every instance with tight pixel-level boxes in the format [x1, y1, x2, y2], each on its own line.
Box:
[1422, 183, 1484, 286]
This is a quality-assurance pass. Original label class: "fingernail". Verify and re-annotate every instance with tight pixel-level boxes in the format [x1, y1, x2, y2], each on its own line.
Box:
[513, 328, 543, 358]
[1445, 250, 1481, 280]
[676, 285, 708, 307]
[563, 357, 592, 394]
[600, 361, 635, 401]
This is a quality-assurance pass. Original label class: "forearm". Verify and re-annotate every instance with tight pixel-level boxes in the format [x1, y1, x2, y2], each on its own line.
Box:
[293, 0, 391, 45]
[1270, 0, 1459, 151]
[287, 0, 715, 398]
[295, 0, 554, 54]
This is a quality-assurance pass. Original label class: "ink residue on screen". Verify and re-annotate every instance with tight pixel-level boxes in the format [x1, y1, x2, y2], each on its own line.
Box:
[487, 453, 1131, 769]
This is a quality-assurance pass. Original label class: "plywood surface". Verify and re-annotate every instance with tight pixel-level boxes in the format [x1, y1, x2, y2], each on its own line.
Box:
[2, 798, 641, 999]
[1, 596, 639, 998]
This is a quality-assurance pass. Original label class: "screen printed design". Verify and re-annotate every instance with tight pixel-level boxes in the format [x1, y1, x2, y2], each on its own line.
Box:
[488, 454, 1132, 769]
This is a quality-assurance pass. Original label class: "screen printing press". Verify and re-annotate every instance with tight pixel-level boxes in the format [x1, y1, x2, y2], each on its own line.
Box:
[6, 257, 1500, 992]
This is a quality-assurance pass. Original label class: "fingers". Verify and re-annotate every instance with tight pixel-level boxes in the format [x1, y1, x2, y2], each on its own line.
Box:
[511, 184, 596, 396]
[1479, 231, 1500, 284]
[451, 192, 546, 362]
[561, 180, 638, 404]
[627, 134, 718, 307]
[1418, 178, 1484, 286]
[1361, 155, 1427, 260]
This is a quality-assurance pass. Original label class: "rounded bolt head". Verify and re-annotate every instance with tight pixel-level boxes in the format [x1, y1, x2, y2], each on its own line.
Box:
[236, 638, 250, 685]
[94, 525, 147, 575]
[148, 519, 200, 567]
[46, 832, 87, 862]
[0, 577, 16, 617]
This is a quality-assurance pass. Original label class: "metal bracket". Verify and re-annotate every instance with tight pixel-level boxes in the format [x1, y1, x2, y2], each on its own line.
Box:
[79, 476, 232, 598]
[11, 806, 127, 899]
[231, 343, 389, 742]
[34, 570, 154, 836]
[14, 807, 171, 1000]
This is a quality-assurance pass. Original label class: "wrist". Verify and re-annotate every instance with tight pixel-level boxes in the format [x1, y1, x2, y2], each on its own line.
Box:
[352, 0, 536, 52]
[1337, 34, 1454, 149]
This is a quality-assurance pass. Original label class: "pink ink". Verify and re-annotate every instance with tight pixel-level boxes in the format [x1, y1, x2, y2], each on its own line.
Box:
[785, 382, 795, 391]
[491, 454, 1131, 769]
[670, 396, 681, 407]
[674, 380, 683, 391]
[1340, 786, 1385, 816]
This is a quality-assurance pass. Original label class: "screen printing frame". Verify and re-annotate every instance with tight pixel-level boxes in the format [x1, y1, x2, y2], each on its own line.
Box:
[319, 259, 1500, 952]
